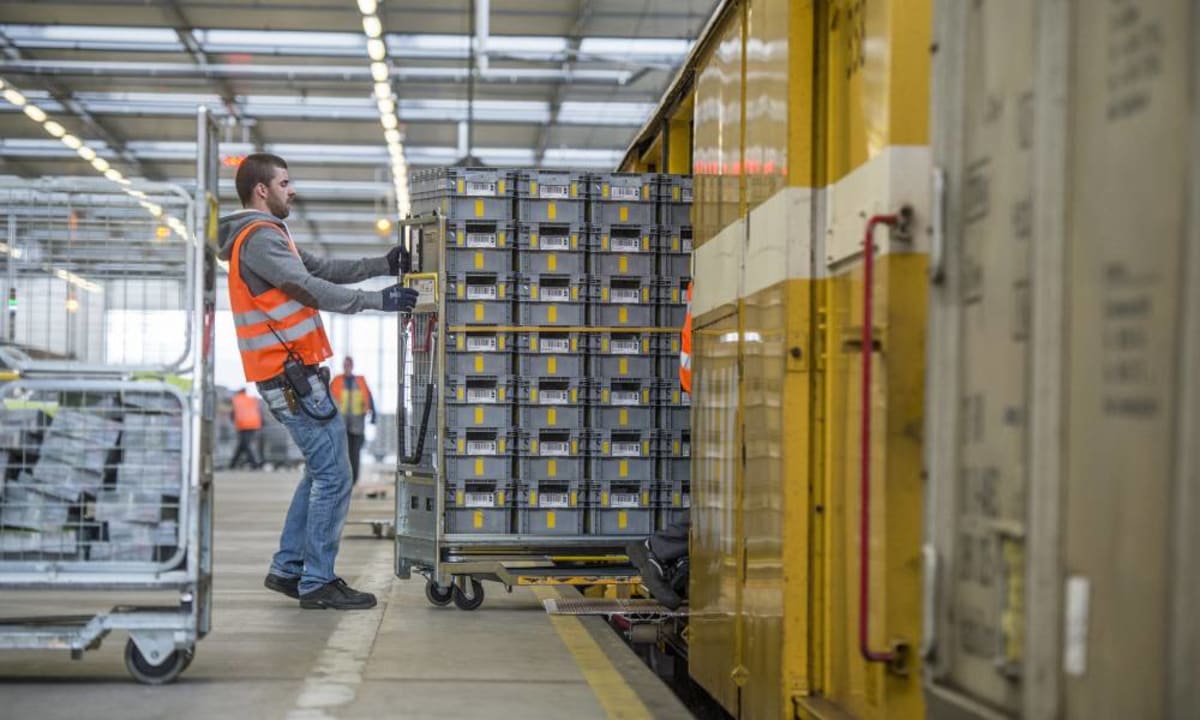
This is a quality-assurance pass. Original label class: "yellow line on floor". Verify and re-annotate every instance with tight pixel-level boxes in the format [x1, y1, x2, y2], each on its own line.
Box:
[530, 586, 653, 720]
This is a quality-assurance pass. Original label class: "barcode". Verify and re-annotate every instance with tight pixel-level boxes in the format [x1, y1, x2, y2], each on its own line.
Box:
[611, 288, 640, 304]
[467, 336, 498, 352]
[611, 391, 640, 406]
[539, 493, 569, 508]
[467, 441, 497, 455]
[465, 492, 495, 508]
[467, 285, 497, 300]
[682, 494, 692, 508]
[611, 186, 640, 201]
[467, 233, 497, 248]
[682, 443, 691, 456]
[540, 441, 570, 456]
[466, 180, 496, 196]
[610, 493, 639, 508]
[542, 287, 571, 302]
[612, 442, 641, 457]
[540, 338, 570, 353]
[539, 184, 570, 199]
[541, 235, 569, 251]
[681, 188, 693, 202]
[682, 238, 694, 252]
[611, 236, 641, 252]
[539, 389, 569, 405]
[610, 339, 639, 355]
[466, 388, 498, 403]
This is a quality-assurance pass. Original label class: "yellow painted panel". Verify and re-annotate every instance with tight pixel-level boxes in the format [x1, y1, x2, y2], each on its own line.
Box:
[744, 0, 792, 211]
[692, 10, 744, 251]
[548, 201, 558, 220]
[619, 206, 629, 222]
[474, 407, 484, 425]
[456, 490, 464, 507]
[548, 254, 558, 272]
[548, 356, 558, 375]
[474, 251, 484, 269]
[618, 307, 628, 324]
[474, 355, 484, 373]
[548, 459, 557, 478]
[618, 511, 628, 530]
[619, 408, 629, 426]
[474, 458, 484, 476]
[548, 305, 558, 323]
[473, 510, 483, 528]
[474, 199, 484, 217]
[547, 511, 557, 529]
[619, 256, 628, 273]
[548, 408, 557, 426]
[474, 303, 483, 321]
[619, 460, 628, 478]
[618, 357, 628, 376]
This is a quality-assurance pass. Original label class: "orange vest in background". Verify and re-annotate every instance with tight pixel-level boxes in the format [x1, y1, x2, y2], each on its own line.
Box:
[680, 282, 693, 394]
[232, 392, 263, 430]
[330, 374, 373, 419]
[228, 221, 332, 382]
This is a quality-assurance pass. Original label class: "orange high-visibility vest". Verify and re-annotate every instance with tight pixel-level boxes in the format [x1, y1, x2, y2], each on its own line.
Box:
[231, 392, 263, 430]
[228, 221, 333, 382]
[680, 282, 692, 394]
[330, 374, 373, 418]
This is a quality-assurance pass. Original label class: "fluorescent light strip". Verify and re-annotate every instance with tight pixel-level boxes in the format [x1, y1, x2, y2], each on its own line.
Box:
[356, 4, 409, 217]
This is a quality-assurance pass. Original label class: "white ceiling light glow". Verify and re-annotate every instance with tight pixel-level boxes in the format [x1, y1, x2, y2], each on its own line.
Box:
[356, 3, 409, 218]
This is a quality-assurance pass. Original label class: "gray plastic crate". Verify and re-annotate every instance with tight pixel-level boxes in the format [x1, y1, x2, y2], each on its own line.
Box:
[517, 331, 584, 355]
[446, 220, 515, 250]
[518, 457, 587, 483]
[518, 352, 584, 377]
[589, 225, 655, 277]
[519, 404, 584, 430]
[661, 457, 690, 484]
[658, 304, 687, 328]
[411, 167, 514, 220]
[518, 377, 584, 405]
[651, 380, 691, 408]
[588, 173, 656, 226]
[653, 429, 691, 458]
[446, 455, 513, 483]
[445, 429, 516, 457]
[446, 404, 515, 428]
[519, 302, 585, 327]
[661, 405, 690, 430]
[445, 481, 514, 534]
[446, 246, 515, 274]
[517, 170, 587, 224]
[654, 174, 693, 203]
[589, 456, 655, 483]
[446, 273, 514, 325]
[591, 406, 654, 431]
[522, 429, 584, 459]
[449, 331, 514, 353]
[585, 379, 653, 407]
[446, 375, 515, 405]
[446, 330, 514, 376]
[590, 354, 655, 379]
[655, 226, 694, 255]
[587, 507, 654, 535]
[659, 253, 691, 279]
[588, 277, 655, 327]
[517, 198, 586, 225]
[518, 507, 585, 535]
[520, 249, 586, 276]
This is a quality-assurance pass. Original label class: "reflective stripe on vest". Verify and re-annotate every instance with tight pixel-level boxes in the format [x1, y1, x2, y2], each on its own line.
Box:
[228, 220, 333, 382]
[680, 282, 693, 395]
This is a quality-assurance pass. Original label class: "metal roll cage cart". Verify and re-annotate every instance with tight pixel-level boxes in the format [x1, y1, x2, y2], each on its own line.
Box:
[0, 107, 220, 683]
[394, 212, 641, 611]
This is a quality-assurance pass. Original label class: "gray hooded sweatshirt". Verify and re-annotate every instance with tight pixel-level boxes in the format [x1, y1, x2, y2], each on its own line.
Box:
[217, 209, 390, 313]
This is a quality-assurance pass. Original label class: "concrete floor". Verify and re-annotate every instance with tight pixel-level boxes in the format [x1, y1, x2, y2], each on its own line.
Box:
[0, 469, 691, 719]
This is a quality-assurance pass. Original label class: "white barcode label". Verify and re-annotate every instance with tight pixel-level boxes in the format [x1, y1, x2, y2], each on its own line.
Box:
[540, 338, 570, 353]
[682, 237, 694, 252]
[409, 277, 436, 305]
[610, 493, 639, 508]
[539, 184, 570, 199]
[611, 236, 641, 253]
[542, 286, 571, 302]
[465, 492, 495, 508]
[682, 442, 691, 457]
[467, 440, 497, 455]
[681, 187, 693, 202]
[611, 339, 639, 355]
[467, 284, 497, 300]
[539, 389, 569, 405]
[467, 336, 498, 352]
[611, 391, 641, 406]
[682, 494, 692, 508]
[466, 180, 496, 196]
[612, 442, 641, 457]
[611, 186, 640, 201]
[611, 288, 640, 304]
[467, 388, 498, 403]
[539, 492, 569, 508]
[540, 441, 570, 456]
[541, 235, 570, 251]
[467, 232, 497, 248]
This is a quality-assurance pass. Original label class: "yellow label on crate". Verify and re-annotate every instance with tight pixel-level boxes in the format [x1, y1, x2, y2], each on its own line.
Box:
[570, 182, 578, 197]
[457, 179, 465, 194]
[529, 180, 537, 195]
[642, 286, 650, 303]
[475, 458, 484, 476]
[531, 285, 540, 300]
[571, 336, 578, 352]
[456, 490, 464, 507]
[602, 441, 610, 454]
[619, 206, 629, 222]
[531, 387, 540, 402]
[618, 256, 628, 273]
[474, 199, 484, 217]
[499, 386, 506, 402]
[672, 186, 680, 201]
[498, 230, 506, 247]
[498, 179, 505, 194]
[474, 303, 484, 321]
[498, 491, 505, 505]
[474, 355, 484, 372]
[571, 440, 578, 454]
[570, 233, 578, 249]
[548, 459, 557, 477]
[642, 236, 650, 251]
[456, 387, 465, 402]
[601, 337, 610, 352]
[548, 305, 558, 323]
[499, 437, 507, 453]
[644, 389, 651, 404]
[474, 251, 484, 269]
[531, 439, 539, 454]
[619, 460, 629, 477]
[531, 233, 539, 249]
[602, 183, 610, 199]
[473, 510, 484, 529]
[548, 254, 558, 272]
[601, 491, 610, 506]
[547, 511, 556, 530]
[571, 286, 579, 301]
[602, 235, 610, 251]
[618, 307, 628, 324]
[673, 440, 681, 455]
[619, 409, 629, 426]
[457, 230, 465, 247]
[499, 335, 507, 350]
[570, 389, 577, 404]
[673, 236, 680, 252]
[530, 490, 538, 506]
[570, 491, 577, 507]
[601, 287, 610, 302]
[499, 283, 507, 299]
[456, 335, 465, 350]
[673, 491, 681, 507]
[618, 511, 628, 529]
[642, 491, 650, 506]
[601, 389, 610, 403]
[643, 440, 650, 455]
[474, 407, 484, 425]
[618, 358, 628, 375]
[548, 408, 557, 426]
[547, 201, 557, 221]
[548, 357, 558, 375]
[456, 285, 465, 299]
[457, 438, 465, 453]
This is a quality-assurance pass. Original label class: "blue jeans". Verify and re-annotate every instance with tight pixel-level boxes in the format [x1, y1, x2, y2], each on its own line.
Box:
[260, 374, 352, 595]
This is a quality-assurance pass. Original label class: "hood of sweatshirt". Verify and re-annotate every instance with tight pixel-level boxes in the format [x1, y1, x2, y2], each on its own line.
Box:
[217, 209, 288, 261]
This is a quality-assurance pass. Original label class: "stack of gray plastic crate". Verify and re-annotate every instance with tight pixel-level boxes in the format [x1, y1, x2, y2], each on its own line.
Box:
[414, 167, 518, 534]
[583, 172, 659, 535]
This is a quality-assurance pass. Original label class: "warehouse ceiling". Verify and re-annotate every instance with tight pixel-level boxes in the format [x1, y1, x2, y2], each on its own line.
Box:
[0, 0, 710, 256]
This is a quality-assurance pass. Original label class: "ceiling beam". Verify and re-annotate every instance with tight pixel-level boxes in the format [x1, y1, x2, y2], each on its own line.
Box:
[0, 30, 163, 180]
[535, 0, 593, 166]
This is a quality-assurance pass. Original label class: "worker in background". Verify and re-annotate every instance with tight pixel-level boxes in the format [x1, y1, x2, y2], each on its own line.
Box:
[219, 152, 417, 611]
[626, 281, 692, 610]
[228, 387, 264, 470]
[330, 356, 375, 486]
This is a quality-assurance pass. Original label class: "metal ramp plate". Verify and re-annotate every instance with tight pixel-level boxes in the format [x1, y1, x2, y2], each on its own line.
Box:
[541, 597, 688, 618]
[505, 565, 641, 586]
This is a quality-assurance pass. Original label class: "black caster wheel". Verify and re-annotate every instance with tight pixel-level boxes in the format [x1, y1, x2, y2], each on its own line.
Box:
[452, 578, 485, 611]
[425, 578, 453, 607]
[124, 638, 192, 685]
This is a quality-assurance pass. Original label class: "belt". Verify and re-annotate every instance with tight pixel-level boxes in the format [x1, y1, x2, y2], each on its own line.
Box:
[257, 364, 321, 391]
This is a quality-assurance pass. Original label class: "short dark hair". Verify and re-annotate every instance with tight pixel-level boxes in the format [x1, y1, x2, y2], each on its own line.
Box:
[236, 153, 288, 207]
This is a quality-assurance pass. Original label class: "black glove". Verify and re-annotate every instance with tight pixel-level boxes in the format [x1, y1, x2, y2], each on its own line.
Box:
[387, 244, 411, 276]
[381, 284, 420, 312]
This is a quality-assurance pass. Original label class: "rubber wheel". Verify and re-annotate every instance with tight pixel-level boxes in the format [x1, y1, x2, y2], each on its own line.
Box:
[124, 638, 192, 685]
[452, 578, 485, 611]
[425, 579, 453, 607]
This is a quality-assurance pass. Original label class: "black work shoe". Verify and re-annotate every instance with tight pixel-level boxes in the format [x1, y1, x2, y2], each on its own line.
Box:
[626, 540, 682, 610]
[264, 573, 300, 599]
[299, 578, 378, 610]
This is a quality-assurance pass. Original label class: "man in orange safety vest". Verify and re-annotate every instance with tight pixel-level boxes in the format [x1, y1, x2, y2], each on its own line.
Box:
[229, 387, 264, 470]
